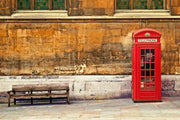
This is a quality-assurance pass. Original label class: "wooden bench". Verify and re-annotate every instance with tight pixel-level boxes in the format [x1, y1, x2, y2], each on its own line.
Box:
[7, 83, 70, 107]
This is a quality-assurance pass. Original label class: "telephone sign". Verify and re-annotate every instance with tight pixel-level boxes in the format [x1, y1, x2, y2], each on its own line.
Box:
[138, 39, 157, 42]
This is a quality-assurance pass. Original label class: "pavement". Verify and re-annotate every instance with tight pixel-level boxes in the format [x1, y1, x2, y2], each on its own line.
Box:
[0, 97, 180, 120]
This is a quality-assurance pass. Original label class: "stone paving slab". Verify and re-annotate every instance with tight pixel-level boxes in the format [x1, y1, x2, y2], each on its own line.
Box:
[0, 97, 180, 120]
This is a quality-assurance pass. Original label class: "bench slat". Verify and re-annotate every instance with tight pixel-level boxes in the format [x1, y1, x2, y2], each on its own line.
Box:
[50, 86, 69, 90]
[12, 88, 30, 92]
[50, 94, 68, 97]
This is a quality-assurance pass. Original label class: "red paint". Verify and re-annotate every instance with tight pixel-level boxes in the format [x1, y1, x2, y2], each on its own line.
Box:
[132, 28, 161, 101]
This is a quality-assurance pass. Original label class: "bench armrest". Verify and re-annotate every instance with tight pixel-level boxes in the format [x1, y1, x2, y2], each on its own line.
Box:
[7, 90, 13, 94]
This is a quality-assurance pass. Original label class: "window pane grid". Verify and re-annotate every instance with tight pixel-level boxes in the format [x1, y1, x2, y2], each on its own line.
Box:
[17, 0, 31, 10]
[35, 0, 49, 10]
[116, 0, 130, 9]
[133, 0, 147, 9]
[150, 0, 163, 9]
[140, 49, 155, 91]
[17, 0, 66, 10]
[53, 0, 65, 10]
[116, 0, 164, 9]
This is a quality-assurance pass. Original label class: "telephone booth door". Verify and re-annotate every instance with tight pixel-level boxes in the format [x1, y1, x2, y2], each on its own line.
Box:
[132, 29, 161, 102]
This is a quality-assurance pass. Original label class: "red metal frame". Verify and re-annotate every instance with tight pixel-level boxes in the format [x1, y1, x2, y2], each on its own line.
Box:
[132, 28, 161, 102]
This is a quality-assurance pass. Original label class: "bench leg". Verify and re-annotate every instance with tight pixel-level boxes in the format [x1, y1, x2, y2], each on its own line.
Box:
[50, 97, 52, 103]
[67, 97, 70, 104]
[14, 98, 16, 105]
[67, 89, 70, 104]
[8, 94, 10, 107]
[31, 98, 33, 104]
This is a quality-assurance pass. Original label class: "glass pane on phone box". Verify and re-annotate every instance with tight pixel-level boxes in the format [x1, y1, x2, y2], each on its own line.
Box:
[146, 70, 150, 76]
[141, 84, 145, 89]
[146, 85, 150, 90]
[146, 63, 150, 69]
[141, 78, 144, 89]
[141, 63, 145, 69]
[141, 71, 145, 76]
[151, 77, 155, 83]
[146, 49, 150, 54]
[151, 85, 155, 90]
[151, 71, 155, 76]
[141, 56, 145, 62]
[151, 49, 155, 55]
[146, 55, 151, 62]
[141, 77, 145, 82]
[151, 56, 155, 62]
[141, 56, 145, 69]
[151, 63, 154, 69]
[141, 49, 145, 55]
[146, 77, 150, 82]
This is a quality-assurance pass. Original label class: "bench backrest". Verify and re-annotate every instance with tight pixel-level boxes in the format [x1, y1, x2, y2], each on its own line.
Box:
[12, 83, 69, 92]
[12, 85, 30, 92]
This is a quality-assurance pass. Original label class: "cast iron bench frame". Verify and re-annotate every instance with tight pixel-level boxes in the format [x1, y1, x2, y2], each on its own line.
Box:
[7, 83, 70, 107]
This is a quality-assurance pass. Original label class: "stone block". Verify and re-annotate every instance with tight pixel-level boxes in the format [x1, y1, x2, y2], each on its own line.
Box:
[0, 92, 8, 102]
[0, 1, 6, 8]
[73, 81, 86, 91]
[93, 8, 105, 15]
[175, 29, 180, 44]
[83, 8, 94, 16]
[147, 22, 169, 29]
[162, 80, 175, 91]
[175, 67, 180, 74]
[68, 0, 114, 16]
[85, 66, 97, 74]
[175, 80, 180, 90]
[162, 90, 180, 97]
[171, 0, 180, 7]
[0, 8, 11, 16]
[0, 23, 7, 37]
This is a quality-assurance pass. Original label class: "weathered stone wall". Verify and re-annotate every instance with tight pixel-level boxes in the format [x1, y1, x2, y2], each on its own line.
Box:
[0, 0, 11, 16]
[0, 19, 180, 75]
[68, 0, 114, 16]
[0, 21, 135, 75]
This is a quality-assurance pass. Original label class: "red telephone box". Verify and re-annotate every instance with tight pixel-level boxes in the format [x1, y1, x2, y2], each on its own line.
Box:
[132, 28, 161, 102]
